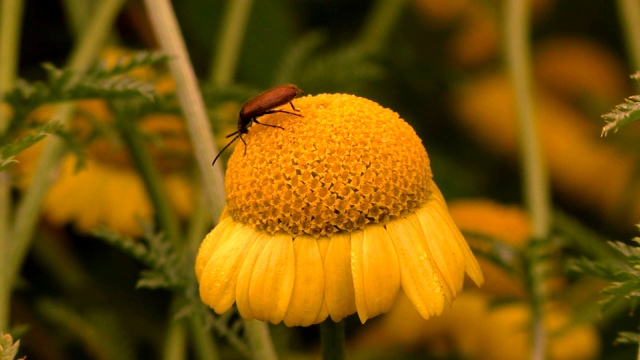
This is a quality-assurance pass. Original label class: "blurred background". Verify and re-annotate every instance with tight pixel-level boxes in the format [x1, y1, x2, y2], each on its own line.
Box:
[6, 0, 640, 358]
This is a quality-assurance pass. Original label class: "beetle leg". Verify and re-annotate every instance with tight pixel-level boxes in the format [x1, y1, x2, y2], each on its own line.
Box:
[253, 117, 286, 130]
[238, 134, 248, 155]
[262, 109, 303, 118]
[289, 101, 300, 112]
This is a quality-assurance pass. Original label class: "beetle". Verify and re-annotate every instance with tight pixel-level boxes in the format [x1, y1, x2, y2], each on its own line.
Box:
[212, 84, 304, 166]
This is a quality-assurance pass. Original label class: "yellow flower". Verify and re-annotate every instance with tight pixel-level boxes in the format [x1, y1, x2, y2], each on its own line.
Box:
[354, 292, 600, 360]
[449, 199, 530, 298]
[454, 74, 637, 227]
[534, 37, 628, 106]
[12, 47, 196, 236]
[196, 93, 483, 326]
[15, 100, 194, 236]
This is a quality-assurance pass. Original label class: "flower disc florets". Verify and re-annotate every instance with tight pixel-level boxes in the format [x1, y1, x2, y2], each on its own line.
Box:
[225, 93, 433, 236]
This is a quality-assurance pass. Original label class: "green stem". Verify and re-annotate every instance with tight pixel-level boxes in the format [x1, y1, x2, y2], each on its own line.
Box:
[163, 319, 187, 360]
[189, 315, 220, 360]
[0, 0, 24, 100]
[617, 0, 640, 78]
[1, 0, 125, 332]
[116, 117, 181, 247]
[320, 319, 346, 360]
[0, 0, 25, 331]
[244, 320, 277, 360]
[186, 192, 212, 253]
[637, 320, 640, 360]
[185, 196, 218, 360]
[359, 0, 407, 55]
[504, 1, 551, 360]
[61, 0, 93, 37]
[208, 0, 254, 86]
[142, 0, 225, 222]
[142, 1, 272, 358]
[0, 174, 11, 332]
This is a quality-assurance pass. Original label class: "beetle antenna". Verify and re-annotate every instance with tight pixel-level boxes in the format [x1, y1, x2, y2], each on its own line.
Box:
[226, 130, 240, 138]
[212, 134, 242, 166]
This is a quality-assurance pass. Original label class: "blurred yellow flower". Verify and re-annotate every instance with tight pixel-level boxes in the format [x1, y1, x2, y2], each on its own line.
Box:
[412, 0, 555, 67]
[454, 74, 637, 227]
[15, 100, 194, 236]
[196, 93, 483, 326]
[448, 4, 500, 67]
[534, 37, 628, 106]
[353, 200, 599, 359]
[356, 292, 599, 360]
[449, 199, 531, 298]
[11, 47, 197, 236]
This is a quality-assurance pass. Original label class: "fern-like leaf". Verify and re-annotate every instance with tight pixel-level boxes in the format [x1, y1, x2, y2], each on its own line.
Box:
[91, 51, 168, 79]
[3, 58, 163, 122]
[601, 72, 640, 136]
[615, 331, 640, 345]
[93, 223, 182, 290]
[0, 121, 63, 170]
[572, 238, 640, 314]
[0, 333, 24, 360]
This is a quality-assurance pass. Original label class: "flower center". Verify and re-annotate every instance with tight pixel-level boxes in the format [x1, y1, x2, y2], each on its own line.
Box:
[225, 93, 432, 236]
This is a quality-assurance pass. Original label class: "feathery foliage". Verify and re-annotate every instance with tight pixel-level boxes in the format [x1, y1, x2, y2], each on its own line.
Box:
[0, 121, 63, 170]
[3, 52, 166, 125]
[0, 333, 24, 360]
[571, 237, 640, 344]
[601, 72, 640, 137]
[93, 223, 182, 290]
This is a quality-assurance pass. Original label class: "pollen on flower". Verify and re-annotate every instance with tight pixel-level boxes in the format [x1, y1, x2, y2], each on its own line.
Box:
[225, 93, 433, 236]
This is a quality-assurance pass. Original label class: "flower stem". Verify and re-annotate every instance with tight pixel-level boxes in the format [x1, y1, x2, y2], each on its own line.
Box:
[504, 1, 551, 359]
[208, 0, 254, 86]
[60, 0, 93, 37]
[617, 0, 640, 75]
[244, 320, 277, 360]
[163, 319, 187, 360]
[142, 0, 225, 222]
[142, 2, 278, 359]
[320, 319, 346, 360]
[116, 117, 181, 247]
[0, 0, 24, 333]
[359, 0, 407, 55]
[0, 0, 125, 332]
[189, 315, 220, 360]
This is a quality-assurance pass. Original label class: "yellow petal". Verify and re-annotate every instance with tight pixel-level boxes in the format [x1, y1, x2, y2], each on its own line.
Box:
[314, 301, 330, 325]
[248, 232, 295, 324]
[386, 215, 447, 319]
[284, 235, 325, 326]
[352, 224, 401, 323]
[324, 231, 356, 322]
[432, 187, 484, 286]
[199, 225, 260, 314]
[351, 229, 369, 322]
[314, 237, 331, 324]
[363, 224, 401, 317]
[195, 216, 237, 279]
[415, 202, 466, 294]
[235, 232, 271, 321]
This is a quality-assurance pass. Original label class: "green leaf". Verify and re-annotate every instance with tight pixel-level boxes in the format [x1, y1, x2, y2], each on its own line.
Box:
[461, 230, 523, 277]
[0, 121, 63, 171]
[91, 51, 168, 79]
[93, 223, 183, 290]
[615, 331, 640, 345]
[3, 53, 165, 122]
[601, 72, 640, 136]
[0, 333, 24, 360]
